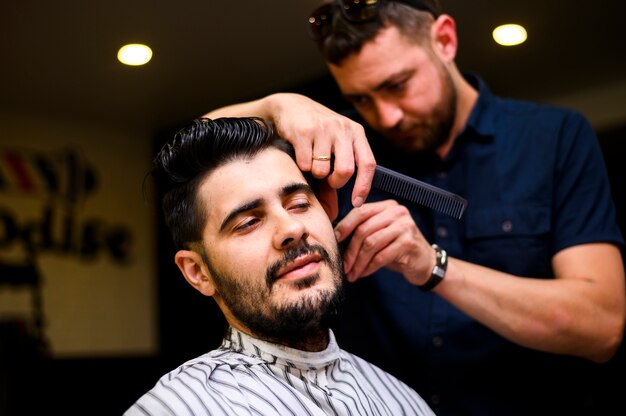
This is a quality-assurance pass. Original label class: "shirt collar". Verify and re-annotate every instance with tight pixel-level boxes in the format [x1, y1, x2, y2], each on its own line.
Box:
[223, 326, 341, 370]
[463, 72, 497, 139]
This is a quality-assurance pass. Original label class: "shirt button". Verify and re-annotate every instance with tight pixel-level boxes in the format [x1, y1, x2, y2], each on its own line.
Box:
[436, 226, 448, 238]
[432, 336, 443, 347]
[431, 395, 441, 405]
[501, 220, 513, 232]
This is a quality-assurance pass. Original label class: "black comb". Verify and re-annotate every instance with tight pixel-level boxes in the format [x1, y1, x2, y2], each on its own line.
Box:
[372, 165, 467, 219]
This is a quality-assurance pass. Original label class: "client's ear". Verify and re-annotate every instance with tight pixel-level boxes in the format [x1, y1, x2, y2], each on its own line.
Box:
[305, 174, 339, 221]
[174, 250, 216, 296]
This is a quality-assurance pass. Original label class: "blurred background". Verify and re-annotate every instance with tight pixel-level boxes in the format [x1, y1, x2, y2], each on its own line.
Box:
[1, 1, 625, 414]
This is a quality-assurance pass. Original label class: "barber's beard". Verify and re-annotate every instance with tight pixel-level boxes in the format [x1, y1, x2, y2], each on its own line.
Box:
[207, 242, 345, 345]
[422, 64, 457, 152]
[390, 61, 457, 153]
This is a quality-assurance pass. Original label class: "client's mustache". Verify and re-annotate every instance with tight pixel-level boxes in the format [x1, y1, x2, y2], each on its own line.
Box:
[266, 243, 331, 288]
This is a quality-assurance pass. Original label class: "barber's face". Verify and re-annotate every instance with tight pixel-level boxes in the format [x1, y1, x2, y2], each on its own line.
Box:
[329, 25, 456, 153]
[194, 148, 344, 340]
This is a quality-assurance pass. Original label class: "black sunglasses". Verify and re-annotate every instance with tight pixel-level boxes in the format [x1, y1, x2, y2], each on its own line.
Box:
[307, 0, 438, 41]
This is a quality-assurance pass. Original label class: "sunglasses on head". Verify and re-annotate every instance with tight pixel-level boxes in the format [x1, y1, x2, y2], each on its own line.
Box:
[307, 0, 438, 41]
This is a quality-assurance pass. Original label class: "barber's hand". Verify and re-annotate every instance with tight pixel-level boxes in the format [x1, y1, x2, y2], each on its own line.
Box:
[267, 93, 376, 213]
[334, 200, 434, 284]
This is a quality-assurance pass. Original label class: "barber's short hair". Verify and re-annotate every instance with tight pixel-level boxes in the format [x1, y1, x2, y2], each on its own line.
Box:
[152, 117, 294, 249]
[317, 1, 440, 65]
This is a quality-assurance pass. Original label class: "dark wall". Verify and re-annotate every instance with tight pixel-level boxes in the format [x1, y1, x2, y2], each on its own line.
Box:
[598, 125, 626, 243]
[594, 124, 626, 414]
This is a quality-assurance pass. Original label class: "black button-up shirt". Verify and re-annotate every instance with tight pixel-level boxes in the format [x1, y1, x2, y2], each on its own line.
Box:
[334, 74, 624, 416]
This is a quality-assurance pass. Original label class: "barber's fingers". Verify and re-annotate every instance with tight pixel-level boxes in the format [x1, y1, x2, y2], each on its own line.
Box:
[270, 94, 374, 207]
[326, 123, 376, 208]
[306, 114, 358, 181]
[336, 201, 430, 283]
[337, 201, 400, 277]
[271, 95, 343, 172]
[310, 135, 334, 178]
[349, 125, 376, 207]
[345, 223, 399, 282]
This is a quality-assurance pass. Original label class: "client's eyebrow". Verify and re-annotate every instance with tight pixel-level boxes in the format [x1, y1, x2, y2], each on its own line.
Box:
[219, 182, 314, 232]
[219, 198, 262, 232]
[281, 182, 314, 199]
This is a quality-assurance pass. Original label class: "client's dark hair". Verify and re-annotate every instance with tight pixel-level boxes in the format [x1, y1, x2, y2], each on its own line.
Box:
[152, 117, 295, 249]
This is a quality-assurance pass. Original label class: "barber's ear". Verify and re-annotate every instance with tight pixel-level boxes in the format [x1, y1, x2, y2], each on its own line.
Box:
[431, 14, 458, 63]
[174, 250, 216, 297]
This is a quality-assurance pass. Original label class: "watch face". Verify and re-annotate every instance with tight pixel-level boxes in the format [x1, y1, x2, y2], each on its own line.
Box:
[433, 267, 445, 278]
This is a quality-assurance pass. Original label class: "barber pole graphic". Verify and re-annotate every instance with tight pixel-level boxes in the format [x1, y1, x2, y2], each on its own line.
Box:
[0, 145, 97, 203]
[0, 136, 151, 358]
[0, 144, 131, 264]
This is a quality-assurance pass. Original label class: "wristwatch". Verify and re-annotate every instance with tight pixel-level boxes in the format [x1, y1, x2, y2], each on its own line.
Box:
[418, 244, 448, 292]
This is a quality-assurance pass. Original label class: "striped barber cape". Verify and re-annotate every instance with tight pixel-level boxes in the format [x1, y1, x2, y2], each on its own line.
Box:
[124, 327, 435, 416]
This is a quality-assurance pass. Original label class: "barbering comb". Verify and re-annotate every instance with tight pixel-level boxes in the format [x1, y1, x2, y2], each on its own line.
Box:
[373, 165, 467, 219]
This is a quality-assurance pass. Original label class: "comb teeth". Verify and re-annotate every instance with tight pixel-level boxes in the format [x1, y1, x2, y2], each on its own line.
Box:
[372, 165, 468, 219]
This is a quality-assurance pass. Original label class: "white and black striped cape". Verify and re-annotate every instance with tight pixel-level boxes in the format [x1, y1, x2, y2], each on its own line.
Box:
[125, 327, 435, 416]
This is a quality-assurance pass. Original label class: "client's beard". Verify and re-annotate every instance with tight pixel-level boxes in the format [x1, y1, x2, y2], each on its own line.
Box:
[209, 242, 346, 348]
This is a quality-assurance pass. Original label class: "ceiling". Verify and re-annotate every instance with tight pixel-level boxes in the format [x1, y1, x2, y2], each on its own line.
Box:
[2, 0, 626, 134]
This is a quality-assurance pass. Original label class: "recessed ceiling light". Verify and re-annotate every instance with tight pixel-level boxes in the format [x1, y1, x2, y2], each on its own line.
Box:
[492, 24, 527, 46]
[117, 43, 153, 66]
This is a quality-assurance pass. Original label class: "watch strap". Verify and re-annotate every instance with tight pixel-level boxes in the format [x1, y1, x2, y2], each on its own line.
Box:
[418, 244, 447, 292]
